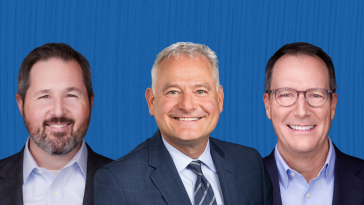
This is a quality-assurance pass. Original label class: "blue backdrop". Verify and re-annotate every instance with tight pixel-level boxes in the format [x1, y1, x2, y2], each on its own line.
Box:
[1, 0, 363, 160]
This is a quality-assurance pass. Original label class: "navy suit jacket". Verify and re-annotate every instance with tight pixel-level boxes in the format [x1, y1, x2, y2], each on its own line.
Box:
[263, 145, 364, 205]
[95, 130, 273, 205]
[0, 143, 113, 205]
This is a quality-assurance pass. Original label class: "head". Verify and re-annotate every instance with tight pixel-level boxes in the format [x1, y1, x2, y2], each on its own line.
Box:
[151, 42, 220, 93]
[263, 42, 337, 156]
[146, 42, 224, 153]
[16, 43, 94, 156]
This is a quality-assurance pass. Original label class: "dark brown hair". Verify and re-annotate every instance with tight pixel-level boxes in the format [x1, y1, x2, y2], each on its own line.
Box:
[265, 42, 336, 93]
[17, 43, 93, 103]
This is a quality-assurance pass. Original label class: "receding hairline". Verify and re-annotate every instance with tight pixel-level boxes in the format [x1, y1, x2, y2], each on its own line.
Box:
[27, 57, 83, 85]
[25, 58, 88, 99]
[151, 42, 220, 94]
[270, 53, 331, 88]
[153, 53, 216, 84]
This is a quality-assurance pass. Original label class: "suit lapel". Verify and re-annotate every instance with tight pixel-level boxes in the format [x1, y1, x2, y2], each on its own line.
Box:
[0, 149, 24, 205]
[83, 143, 113, 205]
[149, 131, 191, 205]
[263, 150, 282, 205]
[332, 145, 364, 205]
[209, 139, 238, 205]
[83, 144, 98, 205]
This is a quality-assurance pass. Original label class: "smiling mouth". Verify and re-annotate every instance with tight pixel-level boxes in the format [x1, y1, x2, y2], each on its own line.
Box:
[288, 125, 315, 131]
[174, 117, 201, 121]
[46, 123, 72, 128]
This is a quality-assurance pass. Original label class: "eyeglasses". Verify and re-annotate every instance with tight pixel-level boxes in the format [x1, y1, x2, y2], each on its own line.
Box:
[268, 87, 333, 107]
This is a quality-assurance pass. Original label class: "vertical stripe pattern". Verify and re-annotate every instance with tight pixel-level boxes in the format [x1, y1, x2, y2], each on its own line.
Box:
[187, 160, 217, 205]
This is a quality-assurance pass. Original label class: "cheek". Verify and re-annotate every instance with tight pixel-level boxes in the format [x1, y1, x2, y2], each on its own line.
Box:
[67, 103, 90, 122]
[24, 104, 48, 125]
[271, 106, 287, 122]
[155, 99, 176, 116]
[199, 98, 219, 114]
[316, 108, 332, 127]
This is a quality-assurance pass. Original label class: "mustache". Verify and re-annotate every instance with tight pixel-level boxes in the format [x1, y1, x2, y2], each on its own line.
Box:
[43, 117, 74, 124]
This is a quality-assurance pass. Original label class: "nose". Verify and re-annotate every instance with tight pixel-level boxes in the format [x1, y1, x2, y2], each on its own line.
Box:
[292, 94, 310, 118]
[50, 97, 67, 117]
[178, 92, 197, 113]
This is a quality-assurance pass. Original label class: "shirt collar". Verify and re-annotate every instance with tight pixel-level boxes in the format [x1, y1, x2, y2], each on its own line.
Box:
[161, 136, 216, 174]
[325, 138, 336, 184]
[274, 137, 336, 189]
[23, 137, 88, 184]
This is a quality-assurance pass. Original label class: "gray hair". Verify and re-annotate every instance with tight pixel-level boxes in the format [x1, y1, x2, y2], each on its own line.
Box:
[151, 42, 219, 93]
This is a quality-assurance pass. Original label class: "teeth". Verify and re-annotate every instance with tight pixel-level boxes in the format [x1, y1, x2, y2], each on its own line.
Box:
[176, 117, 200, 121]
[289, 125, 314, 130]
[49, 124, 68, 128]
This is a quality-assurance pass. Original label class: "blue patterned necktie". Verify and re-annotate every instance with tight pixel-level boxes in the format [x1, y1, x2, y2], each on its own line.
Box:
[187, 160, 217, 205]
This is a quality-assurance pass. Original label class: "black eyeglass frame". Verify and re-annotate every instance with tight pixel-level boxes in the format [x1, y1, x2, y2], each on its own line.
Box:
[267, 87, 333, 107]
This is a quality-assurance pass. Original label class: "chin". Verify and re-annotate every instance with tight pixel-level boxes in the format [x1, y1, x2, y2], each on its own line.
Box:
[176, 134, 200, 141]
[174, 130, 206, 142]
[290, 142, 318, 153]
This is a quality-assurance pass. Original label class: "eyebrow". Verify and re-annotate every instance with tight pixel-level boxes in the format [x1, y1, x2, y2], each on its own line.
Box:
[32, 87, 84, 97]
[33, 89, 51, 97]
[162, 83, 212, 92]
[194, 83, 211, 91]
[162, 83, 180, 92]
[65, 87, 83, 94]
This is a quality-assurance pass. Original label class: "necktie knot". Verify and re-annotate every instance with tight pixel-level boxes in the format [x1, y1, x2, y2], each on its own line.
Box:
[188, 160, 203, 175]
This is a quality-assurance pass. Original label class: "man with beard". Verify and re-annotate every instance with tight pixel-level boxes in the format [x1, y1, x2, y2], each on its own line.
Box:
[0, 43, 113, 205]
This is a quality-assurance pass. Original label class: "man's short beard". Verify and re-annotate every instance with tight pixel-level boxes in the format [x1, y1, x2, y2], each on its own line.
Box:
[24, 115, 90, 156]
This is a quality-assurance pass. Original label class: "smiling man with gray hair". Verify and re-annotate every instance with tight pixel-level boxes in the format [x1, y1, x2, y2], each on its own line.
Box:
[95, 42, 273, 205]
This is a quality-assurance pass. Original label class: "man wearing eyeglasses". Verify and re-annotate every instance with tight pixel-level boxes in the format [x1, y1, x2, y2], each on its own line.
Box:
[262, 42, 364, 205]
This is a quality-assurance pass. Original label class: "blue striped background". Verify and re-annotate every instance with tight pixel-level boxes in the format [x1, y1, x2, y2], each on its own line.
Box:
[0, 0, 363, 160]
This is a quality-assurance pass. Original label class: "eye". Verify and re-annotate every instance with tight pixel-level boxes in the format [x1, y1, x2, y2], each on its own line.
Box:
[38, 95, 50, 99]
[309, 93, 324, 98]
[67, 94, 77, 97]
[196, 90, 207, 94]
[168, 91, 178, 95]
[279, 93, 293, 98]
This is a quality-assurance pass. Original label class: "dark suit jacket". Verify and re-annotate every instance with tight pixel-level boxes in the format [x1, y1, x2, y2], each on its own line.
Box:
[95, 130, 273, 205]
[263, 145, 364, 205]
[0, 143, 113, 205]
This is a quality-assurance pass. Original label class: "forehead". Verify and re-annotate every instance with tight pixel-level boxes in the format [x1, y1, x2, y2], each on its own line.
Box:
[271, 54, 330, 89]
[29, 58, 85, 90]
[156, 54, 214, 83]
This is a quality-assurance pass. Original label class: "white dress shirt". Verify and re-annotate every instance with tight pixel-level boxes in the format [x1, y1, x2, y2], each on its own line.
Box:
[275, 138, 336, 205]
[162, 136, 224, 205]
[23, 137, 88, 205]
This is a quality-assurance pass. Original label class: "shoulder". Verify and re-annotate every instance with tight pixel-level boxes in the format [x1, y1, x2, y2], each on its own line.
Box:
[100, 136, 152, 172]
[86, 143, 113, 168]
[0, 150, 24, 181]
[262, 149, 275, 164]
[0, 150, 23, 171]
[210, 137, 262, 160]
[335, 146, 364, 169]
[209, 137, 266, 172]
[341, 152, 364, 166]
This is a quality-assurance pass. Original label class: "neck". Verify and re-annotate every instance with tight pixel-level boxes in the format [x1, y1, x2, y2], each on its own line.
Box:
[278, 138, 330, 183]
[163, 136, 208, 159]
[28, 139, 81, 170]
